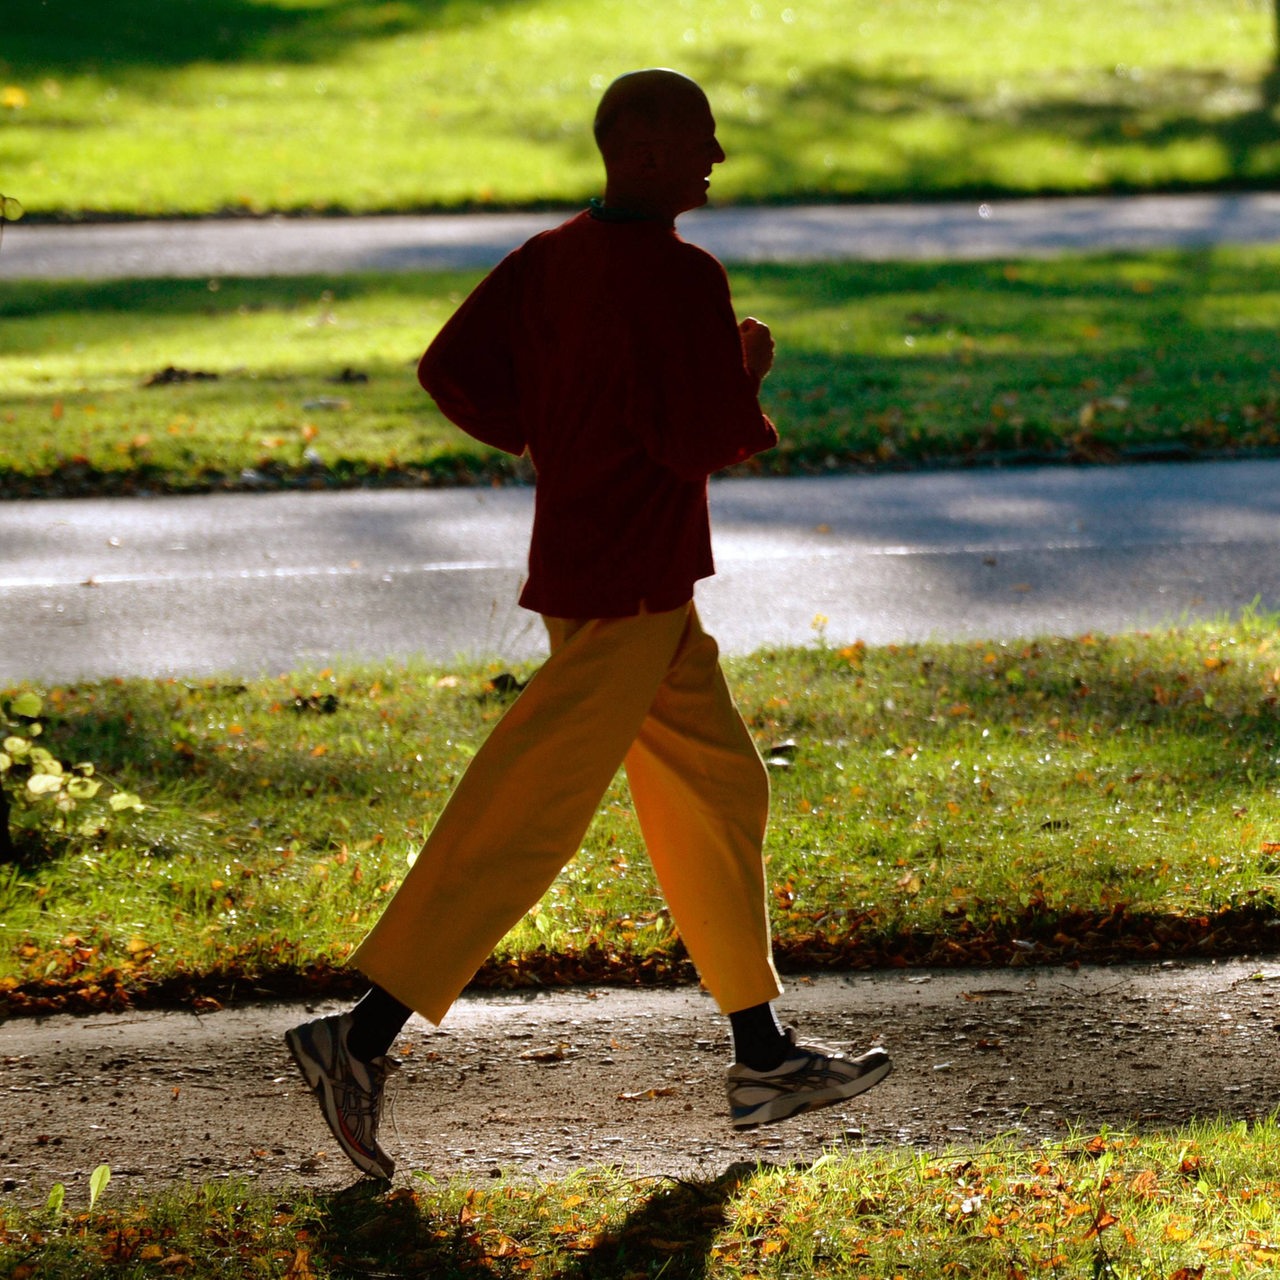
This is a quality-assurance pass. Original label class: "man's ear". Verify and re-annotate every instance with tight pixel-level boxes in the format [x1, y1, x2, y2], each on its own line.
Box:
[632, 139, 663, 176]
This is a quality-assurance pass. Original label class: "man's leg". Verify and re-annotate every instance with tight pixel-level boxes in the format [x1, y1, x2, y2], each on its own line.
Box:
[623, 606, 892, 1128]
[347, 606, 694, 1025]
[622, 606, 780, 1015]
[288, 606, 697, 1176]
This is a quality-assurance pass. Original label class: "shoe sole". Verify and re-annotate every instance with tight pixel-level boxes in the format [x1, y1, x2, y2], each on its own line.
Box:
[731, 1056, 894, 1130]
[285, 1026, 395, 1180]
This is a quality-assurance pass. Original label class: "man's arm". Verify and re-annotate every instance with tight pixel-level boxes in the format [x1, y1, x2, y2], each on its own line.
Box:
[634, 248, 778, 483]
[418, 257, 528, 457]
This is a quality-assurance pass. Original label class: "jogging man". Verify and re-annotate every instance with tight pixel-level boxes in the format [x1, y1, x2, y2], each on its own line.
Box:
[286, 68, 892, 1179]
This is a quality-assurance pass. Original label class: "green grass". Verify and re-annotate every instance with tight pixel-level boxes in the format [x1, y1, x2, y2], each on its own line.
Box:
[3, 247, 1280, 498]
[5, 1117, 1280, 1277]
[1, 0, 1277, 218]
[3, 614, 1278, 1013]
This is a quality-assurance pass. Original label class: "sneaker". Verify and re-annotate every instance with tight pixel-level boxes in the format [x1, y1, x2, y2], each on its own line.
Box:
[726, 1029, 892, 1130]
[285, 1012, 398, 1179]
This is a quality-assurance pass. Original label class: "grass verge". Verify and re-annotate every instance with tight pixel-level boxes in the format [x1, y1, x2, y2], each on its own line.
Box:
[5, 1117, 1279, 1277]
[3, 248, 1280, 498]
[1, 0, 1277, 217]
[2, 614, 1278, 1015]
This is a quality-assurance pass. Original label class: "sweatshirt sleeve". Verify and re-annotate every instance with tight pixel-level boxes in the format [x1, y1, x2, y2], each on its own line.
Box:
[634, 246, 778, 483]
[418, 254, 528, 457]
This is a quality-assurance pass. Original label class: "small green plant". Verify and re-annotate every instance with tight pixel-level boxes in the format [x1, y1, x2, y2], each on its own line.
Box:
[42, 1165, 110, 1223]
[44, 1180, 65, 1216]
[87, 1163, 110, 1211]
[0, 692, 143, 859]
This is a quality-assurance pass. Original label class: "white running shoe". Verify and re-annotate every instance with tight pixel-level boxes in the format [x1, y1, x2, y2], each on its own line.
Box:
[285, 1012, 398, 1178]
[727, 1029, 892, 1129]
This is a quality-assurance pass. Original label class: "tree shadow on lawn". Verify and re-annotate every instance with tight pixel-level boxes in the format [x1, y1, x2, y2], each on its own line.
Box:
[701, 57, 1280, 198]
[7, 250, 1275, 331]
[0, 272, 472, 326]
[4, 256, 1278, 491]
[4, 0, 530, 74]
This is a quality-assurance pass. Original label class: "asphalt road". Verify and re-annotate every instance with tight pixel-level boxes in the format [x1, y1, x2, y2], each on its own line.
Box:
[5, 192, 1280, 279]
[3, 458, 1278, 683]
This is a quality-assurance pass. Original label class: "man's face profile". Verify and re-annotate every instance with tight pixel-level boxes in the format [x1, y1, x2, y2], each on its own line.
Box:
[595, 70, 727, 222]
[651, 97, 726, 217]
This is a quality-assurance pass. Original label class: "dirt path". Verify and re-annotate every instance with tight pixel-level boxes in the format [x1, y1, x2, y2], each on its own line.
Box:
[3, 958, 1278, 1207]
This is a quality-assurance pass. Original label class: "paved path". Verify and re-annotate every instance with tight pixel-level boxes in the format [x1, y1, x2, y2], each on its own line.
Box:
[3, 458, 1278, 683]
[5, 193, 1280, 279]
[4, 959, 1277, 1200]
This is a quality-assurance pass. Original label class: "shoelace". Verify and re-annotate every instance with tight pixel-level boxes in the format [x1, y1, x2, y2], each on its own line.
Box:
[378, 1056, 402, 1143]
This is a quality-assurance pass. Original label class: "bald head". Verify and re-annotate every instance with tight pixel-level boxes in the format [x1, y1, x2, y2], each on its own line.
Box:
[593, 69, 710, 163]
[593, 69, 724, 221]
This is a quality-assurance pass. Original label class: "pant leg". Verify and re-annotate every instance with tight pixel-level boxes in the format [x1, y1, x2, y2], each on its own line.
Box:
[351, 605, 693, 1025]
[623, 606, 782, 1014]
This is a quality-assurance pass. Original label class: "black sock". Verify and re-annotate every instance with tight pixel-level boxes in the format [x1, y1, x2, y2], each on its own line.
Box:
[729, 1002, 789, 1071]
[346, 984, 413, 1062]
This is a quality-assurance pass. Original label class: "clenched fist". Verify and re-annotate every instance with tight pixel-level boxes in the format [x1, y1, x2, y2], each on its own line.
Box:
[739, 316, 775, 389]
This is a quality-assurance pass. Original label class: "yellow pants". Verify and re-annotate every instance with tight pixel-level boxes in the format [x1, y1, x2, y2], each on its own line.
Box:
[351, 602, 783, 1025]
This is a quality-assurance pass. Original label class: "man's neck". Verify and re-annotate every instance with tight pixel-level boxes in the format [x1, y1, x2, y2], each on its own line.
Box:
[589, 196, 664, 224]
[596, 187, 677, 225]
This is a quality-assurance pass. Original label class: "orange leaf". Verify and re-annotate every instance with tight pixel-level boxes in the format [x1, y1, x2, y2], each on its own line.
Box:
[283, 1248, 316, 1280]
[1085, 1206, 1119, 1238]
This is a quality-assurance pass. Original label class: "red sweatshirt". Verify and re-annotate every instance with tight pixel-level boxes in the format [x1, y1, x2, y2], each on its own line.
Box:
[419, 209, 778, 618]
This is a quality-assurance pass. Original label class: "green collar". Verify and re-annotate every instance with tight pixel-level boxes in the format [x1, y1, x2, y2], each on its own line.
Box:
[588, 197, 657, 223]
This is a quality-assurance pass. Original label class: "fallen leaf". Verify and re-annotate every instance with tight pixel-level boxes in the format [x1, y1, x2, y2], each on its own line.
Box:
[519, 1043, 574, 1063]
[282, 1248, 316, 1279]
[1084, 1206, 1119, 1238]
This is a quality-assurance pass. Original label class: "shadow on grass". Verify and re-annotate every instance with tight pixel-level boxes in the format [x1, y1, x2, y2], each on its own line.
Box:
[2, 253, 1278, 495]
[0, 271, 474, 323]
[4, 18, 1279, 201]
[310, 1163, 754, 1279]
[8, 249, 1280, 317]
[5, 0, 530, 73]
[703, 58, 1280, 198]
